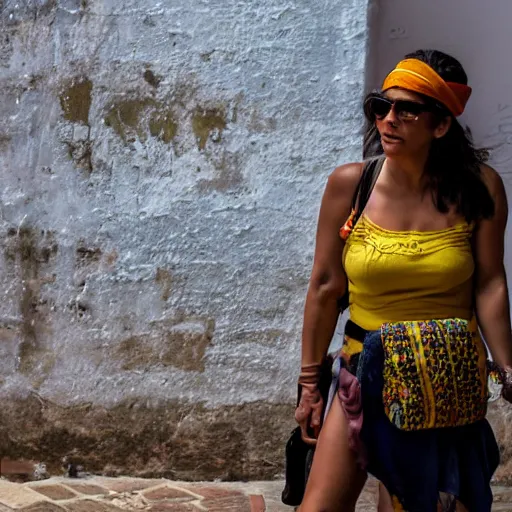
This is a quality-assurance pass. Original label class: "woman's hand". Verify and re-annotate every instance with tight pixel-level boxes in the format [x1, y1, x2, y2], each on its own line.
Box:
[295, 383, 324, 445]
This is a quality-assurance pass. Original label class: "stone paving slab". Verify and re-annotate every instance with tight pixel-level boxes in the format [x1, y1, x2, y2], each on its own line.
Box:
[30, 486, 77, 501]
[0, 477, 267, 511]
[0, 480, 51, 510]
[20, 504, 66, 511]
[0, 476, 508, 511]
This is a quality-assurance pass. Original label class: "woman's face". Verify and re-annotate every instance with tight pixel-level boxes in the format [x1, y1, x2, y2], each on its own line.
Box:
[374, 88, 450, 158]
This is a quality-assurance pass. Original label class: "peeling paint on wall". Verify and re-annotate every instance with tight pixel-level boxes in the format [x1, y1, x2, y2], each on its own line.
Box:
[3, 227, 58, 380]
[114, 317, 215, 373]
[192, 106, 227, 151]
[60, 78, 93, 125]
[104, 99, 157, 143]
[143, 68, 161, 89]
[0, 0, 370, 476]
[0, 133, 11, 152]
[104, 99, 178, 145]
[148, 112, 178, 144]
[155, 267, 173, 301]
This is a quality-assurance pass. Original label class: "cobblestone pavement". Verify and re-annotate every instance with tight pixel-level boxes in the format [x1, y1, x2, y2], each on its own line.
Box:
[0, 476, 510, 511]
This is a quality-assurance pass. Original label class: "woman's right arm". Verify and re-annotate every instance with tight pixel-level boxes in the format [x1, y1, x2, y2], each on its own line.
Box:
[295, 162, 363, 443]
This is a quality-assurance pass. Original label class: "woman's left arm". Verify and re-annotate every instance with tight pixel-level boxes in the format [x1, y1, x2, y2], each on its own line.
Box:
[474, 165, 512, 373]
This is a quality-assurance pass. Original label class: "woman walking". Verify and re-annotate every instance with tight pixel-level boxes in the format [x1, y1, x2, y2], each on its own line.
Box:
[295, 49, 512, 511]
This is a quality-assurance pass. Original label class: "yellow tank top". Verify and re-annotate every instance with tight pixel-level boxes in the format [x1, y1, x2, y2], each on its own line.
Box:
[342, 214, 475, 331]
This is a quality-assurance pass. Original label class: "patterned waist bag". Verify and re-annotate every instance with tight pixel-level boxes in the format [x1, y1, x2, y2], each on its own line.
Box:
[381, 317, 488, 430]
[341, 317, 501, 431]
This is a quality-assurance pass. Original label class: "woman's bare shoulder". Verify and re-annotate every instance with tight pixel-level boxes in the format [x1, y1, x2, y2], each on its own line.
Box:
[480, 164, 505, 195]
[317, 162, 365, 223]
[326, 162, 364, 197]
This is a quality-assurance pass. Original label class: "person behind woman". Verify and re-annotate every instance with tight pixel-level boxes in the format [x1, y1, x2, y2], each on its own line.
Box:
[295, 49, 512, 512]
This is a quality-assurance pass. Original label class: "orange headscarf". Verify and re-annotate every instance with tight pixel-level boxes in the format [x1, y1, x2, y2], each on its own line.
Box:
[382, 59, 472, 117]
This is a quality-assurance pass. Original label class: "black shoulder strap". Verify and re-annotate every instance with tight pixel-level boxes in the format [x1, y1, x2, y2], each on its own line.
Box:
[351, 156, 385, 224]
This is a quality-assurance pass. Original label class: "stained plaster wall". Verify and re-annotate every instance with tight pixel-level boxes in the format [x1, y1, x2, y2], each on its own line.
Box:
[0, 0, 370, 477]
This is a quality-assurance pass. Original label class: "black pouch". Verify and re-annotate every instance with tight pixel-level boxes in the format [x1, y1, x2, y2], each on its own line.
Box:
[281, 356, 333, 506]
[281, 426, 312, 506]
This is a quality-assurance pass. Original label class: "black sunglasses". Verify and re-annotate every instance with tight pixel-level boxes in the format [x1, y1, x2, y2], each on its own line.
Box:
[364, 94, 433, 122]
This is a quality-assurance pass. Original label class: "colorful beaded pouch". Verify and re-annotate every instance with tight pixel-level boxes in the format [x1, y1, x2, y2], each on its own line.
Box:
[381, 317, 488, 430]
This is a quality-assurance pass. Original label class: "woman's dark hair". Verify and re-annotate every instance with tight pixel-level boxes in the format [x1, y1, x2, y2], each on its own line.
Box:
[363, 49, 494, 222]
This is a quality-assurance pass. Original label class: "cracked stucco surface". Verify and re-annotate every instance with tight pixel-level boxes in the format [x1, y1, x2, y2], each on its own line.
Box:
[0, 0, 369, 409]
[3, 0, 512, 484]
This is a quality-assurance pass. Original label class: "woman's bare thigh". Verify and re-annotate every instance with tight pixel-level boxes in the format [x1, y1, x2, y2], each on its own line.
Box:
[299, 395, 367, 512]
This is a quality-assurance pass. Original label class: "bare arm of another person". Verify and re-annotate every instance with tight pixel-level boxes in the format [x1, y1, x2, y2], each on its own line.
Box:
[296, 163, 362, 443]
[474, 165, 512, 401]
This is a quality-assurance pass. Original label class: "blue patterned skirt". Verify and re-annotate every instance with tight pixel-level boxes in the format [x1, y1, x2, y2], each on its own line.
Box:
[330, 328, 500, 512]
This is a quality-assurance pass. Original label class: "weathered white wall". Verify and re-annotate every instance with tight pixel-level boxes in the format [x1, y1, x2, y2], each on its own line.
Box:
[0, 0, 370, 476]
